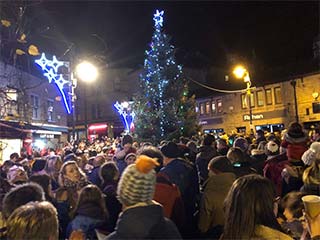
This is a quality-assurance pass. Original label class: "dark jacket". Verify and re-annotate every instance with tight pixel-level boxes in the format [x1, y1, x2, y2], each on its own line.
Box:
[107, 204, 181, 239]
[196, 145, 217, 184]
[250, 149, 267, 175]
[87, 166, 102, 187]
[300, 183, 320, 195]
[102, 182, 122, 232]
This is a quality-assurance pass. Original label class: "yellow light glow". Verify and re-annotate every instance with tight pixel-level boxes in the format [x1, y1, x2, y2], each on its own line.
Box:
[76, 61, 98, 82]
[233, 65, 247, 79]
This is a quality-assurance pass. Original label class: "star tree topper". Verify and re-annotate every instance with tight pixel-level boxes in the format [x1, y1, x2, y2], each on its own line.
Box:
[153, 10, 164, 28]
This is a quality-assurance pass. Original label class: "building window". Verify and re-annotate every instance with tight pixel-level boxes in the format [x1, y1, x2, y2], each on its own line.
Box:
[274, 87, 282, 104]
[266, 89, 272, 105]
[241, 94, 247, 109]
[200, 103, 205, 115]
[31, 95, 39, 119]
[217, 99, 222, 113]
[205, 101, 211, 114]
[249, 93, 255, 108]
[47, 99, 54, 122]
[257, 91, 264, 106]
[211, 100, 216, 114]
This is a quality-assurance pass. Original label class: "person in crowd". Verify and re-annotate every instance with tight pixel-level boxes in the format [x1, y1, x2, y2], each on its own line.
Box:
[56, 161, 90, 209]
[2, 182, 45, 221]
[29, 174, 55, 204]
[55, 160, 90, 238]
[46, 155, 63, 191]
[160, 141, 199, 238]
[196, 134, 218, 185]
[0, 160, 14, 179]
[281, 122, 308, 163]
[250, 140, 267, 175]
[9, 152, 19, 163]
[233, 137, 250, 156]
[198, 156, 236, 239]
[216, 138, 229, 156]
[301, 143, 320, 195]
[301, 142, 320, 166]
[263, 140, 289, 196]
[280, 191, 305, 239]
[186, 140, 198, 163]
[113, 135, 137, 175]
[6, 165, 28, 185]
[6, 201, 59, 240]
[87, 154, 105, 187]
[255, 129, 267, 145]
[222, 174, 292, 240]
[67, 184, 109, 239]
[99, 162, 122, 232]
[227, 147, 256, 178]
[124, 153, 137, 166]
[138, 145, 185, 231]
[107, 155, 181, 239]
[31, 158, 47, 175]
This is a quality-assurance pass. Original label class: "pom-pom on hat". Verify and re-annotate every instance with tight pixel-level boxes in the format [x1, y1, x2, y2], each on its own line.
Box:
[302, 142, 320, 165]
[117, 155, 159, 206]
[266, 140, 280, 156]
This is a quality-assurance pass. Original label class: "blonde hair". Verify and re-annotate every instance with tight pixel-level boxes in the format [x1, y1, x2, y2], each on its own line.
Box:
[7, 201, 58, 240]
[58, 161, 86, 186]
[303, 158, 320, 184]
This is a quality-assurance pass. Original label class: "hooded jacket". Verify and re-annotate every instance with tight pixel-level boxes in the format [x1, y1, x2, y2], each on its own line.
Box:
[198, 172, 236, 233]
[106, 204, 181, 239]
[196, 145, 218, 184]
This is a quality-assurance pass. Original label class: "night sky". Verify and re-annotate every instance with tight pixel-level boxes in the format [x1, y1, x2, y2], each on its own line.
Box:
[4, 1, 320, 90]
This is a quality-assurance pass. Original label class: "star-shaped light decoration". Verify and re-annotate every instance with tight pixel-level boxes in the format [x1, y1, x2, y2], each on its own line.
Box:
[35, 53, 72, 114]
[153, 10, 164, 28]
[114, 101, 135, 132]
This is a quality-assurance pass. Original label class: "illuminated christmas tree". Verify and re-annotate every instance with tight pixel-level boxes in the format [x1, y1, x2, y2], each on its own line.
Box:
[134, 10, 199, 142]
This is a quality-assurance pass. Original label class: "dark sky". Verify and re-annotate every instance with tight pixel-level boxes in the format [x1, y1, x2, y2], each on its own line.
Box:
[6, 1, 320, 87]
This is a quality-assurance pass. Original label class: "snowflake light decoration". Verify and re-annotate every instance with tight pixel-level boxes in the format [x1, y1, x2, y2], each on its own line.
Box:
[114, 101, 135, 132]
[35, 53, 72, 114]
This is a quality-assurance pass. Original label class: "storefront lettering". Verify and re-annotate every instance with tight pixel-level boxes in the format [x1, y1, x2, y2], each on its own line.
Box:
[243, 114, 264, 121]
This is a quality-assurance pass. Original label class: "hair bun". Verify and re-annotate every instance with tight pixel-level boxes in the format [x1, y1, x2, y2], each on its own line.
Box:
[135, 155, 159, 174]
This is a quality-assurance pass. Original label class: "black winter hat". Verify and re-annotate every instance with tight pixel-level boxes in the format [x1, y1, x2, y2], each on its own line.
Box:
[160, 142, 181, 158]
[31, 158, 47, 172]
[122, 135, 133, 146]
[208, 156, 233, 173]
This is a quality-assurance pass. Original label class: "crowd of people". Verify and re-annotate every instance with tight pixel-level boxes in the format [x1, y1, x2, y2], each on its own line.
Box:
[0, 121, 320, 239]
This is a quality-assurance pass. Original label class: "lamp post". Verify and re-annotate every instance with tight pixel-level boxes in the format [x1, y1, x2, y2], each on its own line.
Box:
[233, 65, 253, 131]
[73, 61, 98, 141]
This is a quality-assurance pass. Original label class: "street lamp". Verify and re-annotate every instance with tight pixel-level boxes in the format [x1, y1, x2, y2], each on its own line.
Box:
[233, 65, 253, 131]
[72, 61, 98, 141]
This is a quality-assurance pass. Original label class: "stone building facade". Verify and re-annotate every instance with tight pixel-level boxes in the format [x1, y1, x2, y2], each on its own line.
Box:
[196, 72, 320, 135]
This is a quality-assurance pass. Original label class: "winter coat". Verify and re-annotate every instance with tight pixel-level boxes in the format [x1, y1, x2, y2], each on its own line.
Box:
[106, 203, 181, 239]
[232, 161, 257, 178]
[254, 225, 293, 240]
[160, 159, 199, 216]
[198, 172, 236, 234]
[153, 173, 185, 230]
[281, 220, 304, 240]
[102, 182, 122, 232]
[87, 166, 102, 187]
[281, 133, 308, 161]
[196, 145, 218, 184]
[263, 152, 289, 196]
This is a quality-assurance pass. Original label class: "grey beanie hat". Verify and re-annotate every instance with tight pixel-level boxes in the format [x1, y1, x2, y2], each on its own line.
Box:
[117, 155, 159, 206]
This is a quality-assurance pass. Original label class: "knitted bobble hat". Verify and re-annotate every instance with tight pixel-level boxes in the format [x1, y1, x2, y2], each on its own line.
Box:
[117, 155, 159, 206]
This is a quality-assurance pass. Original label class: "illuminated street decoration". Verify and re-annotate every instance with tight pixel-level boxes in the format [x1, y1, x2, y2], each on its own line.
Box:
[35, 53, 72, 114]
[114, 101, 135, 132]
[153, 10, 164, 27]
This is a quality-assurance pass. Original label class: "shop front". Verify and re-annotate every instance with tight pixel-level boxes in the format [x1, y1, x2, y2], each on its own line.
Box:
[87, 123, 108, 142]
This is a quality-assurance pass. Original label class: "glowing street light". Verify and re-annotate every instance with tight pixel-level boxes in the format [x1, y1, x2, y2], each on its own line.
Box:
[75, 61, 98, 83]
[233, 65, 253, 130]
